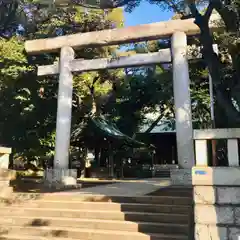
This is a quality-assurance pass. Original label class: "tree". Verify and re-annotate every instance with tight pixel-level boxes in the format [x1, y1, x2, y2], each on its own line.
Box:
[1, 0, 238, 169]
[68, 0, 240, 128]
[0, 1, 125, 164]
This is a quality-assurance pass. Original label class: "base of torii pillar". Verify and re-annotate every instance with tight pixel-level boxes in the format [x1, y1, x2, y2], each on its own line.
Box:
[43, 169, 79, 190]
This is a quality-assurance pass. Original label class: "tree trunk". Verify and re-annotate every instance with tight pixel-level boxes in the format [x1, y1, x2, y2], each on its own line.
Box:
[108, 144, 114, 178]
[191, 8, 240, 127]
[94, 147, 100, 166]
[91, 93, 98, 115]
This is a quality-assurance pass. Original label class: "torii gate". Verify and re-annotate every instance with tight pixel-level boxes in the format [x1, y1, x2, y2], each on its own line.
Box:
[25, 16, 219, 187]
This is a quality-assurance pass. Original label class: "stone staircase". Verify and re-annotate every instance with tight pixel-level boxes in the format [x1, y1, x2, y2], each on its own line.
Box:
[153, 169, 171, 178]
[0, 187, 193, 240]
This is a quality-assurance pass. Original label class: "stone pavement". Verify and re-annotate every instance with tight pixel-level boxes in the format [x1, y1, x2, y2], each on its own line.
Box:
[49, 178, 172, 196]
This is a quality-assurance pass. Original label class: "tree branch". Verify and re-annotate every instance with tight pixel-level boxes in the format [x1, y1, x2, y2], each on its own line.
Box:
[92, 75, 99, 88]
[188, 2, 203, 27]
[204, 2, 214, 21]
[188, 2, 201, 18]
[144, 114, 162, 134]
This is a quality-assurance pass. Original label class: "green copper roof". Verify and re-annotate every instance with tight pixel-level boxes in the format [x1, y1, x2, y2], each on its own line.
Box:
[71, 116, 146, 148]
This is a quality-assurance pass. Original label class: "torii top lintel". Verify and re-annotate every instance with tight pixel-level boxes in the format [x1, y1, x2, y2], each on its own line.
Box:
[25, 16, 220, 54]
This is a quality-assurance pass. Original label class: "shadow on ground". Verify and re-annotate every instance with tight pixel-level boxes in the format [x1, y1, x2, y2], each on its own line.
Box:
[10, 177, 115, 193]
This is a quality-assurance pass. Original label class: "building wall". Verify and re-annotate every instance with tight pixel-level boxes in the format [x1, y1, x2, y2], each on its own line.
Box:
[137, 132, 177, 165]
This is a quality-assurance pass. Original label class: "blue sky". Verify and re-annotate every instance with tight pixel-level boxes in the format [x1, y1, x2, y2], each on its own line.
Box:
[124, 1, 173, 26]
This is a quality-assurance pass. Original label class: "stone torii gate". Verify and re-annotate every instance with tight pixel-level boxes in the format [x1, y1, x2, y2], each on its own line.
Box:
[25, 17, 218, 187]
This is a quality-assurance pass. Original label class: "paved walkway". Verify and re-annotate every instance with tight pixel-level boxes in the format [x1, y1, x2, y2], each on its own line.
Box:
[51, 178, 172, 196]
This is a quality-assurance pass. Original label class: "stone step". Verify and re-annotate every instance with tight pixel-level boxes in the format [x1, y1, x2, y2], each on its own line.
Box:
[147, 189, 192, 197]
[0, 216, 189, 234]
[27, 194, 193, 205]
[24, 201, 192, 214]
[154, 170, 171, 178]
[154, 174, 170, 178]
[0, 207, 190, 223]
[150, 192, 192, 197]
[0, 226, 188, 240]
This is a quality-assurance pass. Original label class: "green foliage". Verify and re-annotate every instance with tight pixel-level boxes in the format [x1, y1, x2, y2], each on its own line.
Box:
[0, 2, 126, 163]
[110, 0, 240, 128]
[1, 0, 239, 166]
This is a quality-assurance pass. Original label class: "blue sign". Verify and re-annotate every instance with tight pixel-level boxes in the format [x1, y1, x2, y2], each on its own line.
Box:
[195, 170, 207, 175]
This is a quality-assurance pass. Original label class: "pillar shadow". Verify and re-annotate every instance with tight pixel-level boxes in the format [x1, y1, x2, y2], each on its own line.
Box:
[9, 177, 115, 193]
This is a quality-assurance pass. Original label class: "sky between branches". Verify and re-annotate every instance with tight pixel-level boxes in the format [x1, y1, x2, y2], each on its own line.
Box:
[124, 0, 173, 26]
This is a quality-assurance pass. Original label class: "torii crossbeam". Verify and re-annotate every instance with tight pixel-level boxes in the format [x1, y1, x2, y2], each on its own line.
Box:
[25, 15, 220, 54]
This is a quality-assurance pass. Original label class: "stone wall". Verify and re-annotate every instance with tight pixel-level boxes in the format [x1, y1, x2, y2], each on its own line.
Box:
[0, 147, 11, 169]
[193, 167, 240, 240]
[170, 169, 192, 185]
[0, 147, 15, 199]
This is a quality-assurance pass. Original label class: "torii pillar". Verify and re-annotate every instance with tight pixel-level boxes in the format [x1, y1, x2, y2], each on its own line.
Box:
[45, 46, 78, 189]
[172, 32, 194, 169]
[54, 46, 74, 169]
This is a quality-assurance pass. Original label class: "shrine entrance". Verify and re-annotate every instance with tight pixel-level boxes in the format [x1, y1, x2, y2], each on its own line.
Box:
[25, 16, 217, 186]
